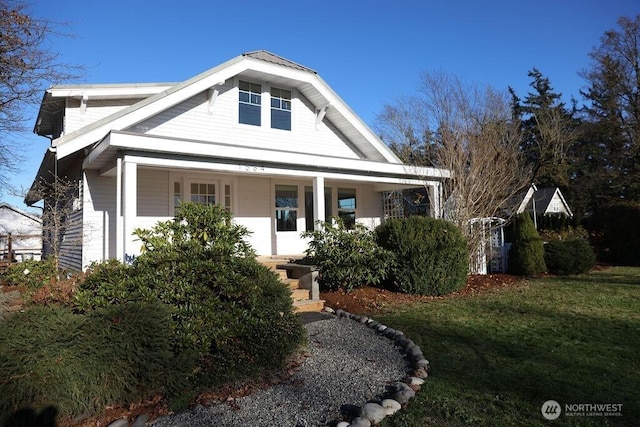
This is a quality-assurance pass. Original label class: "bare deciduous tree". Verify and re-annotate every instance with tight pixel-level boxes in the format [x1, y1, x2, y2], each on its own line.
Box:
[0, 0, 82, 193]
[376, 71, 532, 268]
[28, 174, 82, 274]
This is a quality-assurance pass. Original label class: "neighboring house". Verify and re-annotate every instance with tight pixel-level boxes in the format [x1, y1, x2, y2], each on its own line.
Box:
[0, 203, 42, 262]
[515, 184, 573, 221]
[25, 51, 449, 271]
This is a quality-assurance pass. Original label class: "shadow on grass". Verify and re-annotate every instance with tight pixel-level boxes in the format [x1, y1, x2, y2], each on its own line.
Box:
[542, 270, 640, 287]
[380, 296, 639, 426]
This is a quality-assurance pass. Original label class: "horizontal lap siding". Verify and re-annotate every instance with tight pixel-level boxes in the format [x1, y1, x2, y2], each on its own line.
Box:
[133, 87, 360, 159]
[235, 176, 272, 255]
[83, 171, 116, 268]
[137, 169, 170, 217]
[65, 98, 144, 135]
[59, 209, 83, 271]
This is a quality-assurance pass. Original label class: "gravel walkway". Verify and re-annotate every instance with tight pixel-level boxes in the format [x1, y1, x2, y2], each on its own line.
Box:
[150, 314, 408, 426]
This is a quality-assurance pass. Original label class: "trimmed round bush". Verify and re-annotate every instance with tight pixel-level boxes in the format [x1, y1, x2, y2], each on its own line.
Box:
[75, 202, 305, 389]
[544, 239, 596, 275]
[509, 213, 547, 276]
[375, 216, 468, 296]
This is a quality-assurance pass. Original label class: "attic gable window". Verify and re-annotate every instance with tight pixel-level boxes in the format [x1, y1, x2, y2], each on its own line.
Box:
[239, 80, 261, 126]
[271, 87, 291, 130]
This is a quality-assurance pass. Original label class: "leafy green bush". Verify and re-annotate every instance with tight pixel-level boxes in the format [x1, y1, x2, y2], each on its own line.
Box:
[2, 258, 58, 289]
[375, 216, 468, 296]
[544, 240, 596, 275]
[75, 202, 305, 388]
[301, 219, 394, 292]
[509, 213, 547, 276]
[0, 302, 190, 421]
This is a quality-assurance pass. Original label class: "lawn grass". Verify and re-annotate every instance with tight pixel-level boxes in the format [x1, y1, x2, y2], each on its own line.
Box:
[376, 267, 640, 426]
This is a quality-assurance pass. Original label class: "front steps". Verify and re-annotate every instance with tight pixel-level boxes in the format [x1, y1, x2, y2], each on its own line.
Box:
[260, 257, 324, 313]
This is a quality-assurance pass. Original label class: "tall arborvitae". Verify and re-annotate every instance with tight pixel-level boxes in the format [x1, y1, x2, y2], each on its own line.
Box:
[509, 213, 547, 276]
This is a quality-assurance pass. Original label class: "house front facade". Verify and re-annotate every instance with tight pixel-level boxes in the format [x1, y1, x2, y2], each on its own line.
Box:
[26, 51, 448, 271]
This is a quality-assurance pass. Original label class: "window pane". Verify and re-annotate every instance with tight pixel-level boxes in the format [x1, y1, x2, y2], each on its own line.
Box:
[276, 210, 297, 232]
[239, 92, 250, 103]
[239, 81, 251, 91]
[338, 211, 356, 230]
[275, 185, 298, 207]
[338, 188, 356, 210]
[239, 104, 261, 126]
[272, 109, 291, 130]
[191, 183, 198, 194]
[251, 94, 261, 105]
[271, 97, 280, 108]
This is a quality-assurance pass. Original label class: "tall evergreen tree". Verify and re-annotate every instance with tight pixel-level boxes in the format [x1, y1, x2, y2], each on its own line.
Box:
[577, 15, 640, 207]
[510, 69, 578, 189]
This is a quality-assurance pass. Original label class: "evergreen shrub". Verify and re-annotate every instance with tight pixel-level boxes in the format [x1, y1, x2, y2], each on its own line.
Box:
[375, 216, 468, 296]
[301, 219, 394, 292]
[2, 258, 57, 289]
[587, 202, 640, 266]
[75, 202, 305, 388]
[509, 213, 547, 276]
[0, 302, 188, 421]
[544, 240, 596, 275]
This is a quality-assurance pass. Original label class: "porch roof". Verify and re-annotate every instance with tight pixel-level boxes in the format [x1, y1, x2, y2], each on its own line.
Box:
[84, 131, 448, 187]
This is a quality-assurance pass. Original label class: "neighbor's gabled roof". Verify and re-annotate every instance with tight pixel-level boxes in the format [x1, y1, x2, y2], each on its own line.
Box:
[42, 50, 401, 164]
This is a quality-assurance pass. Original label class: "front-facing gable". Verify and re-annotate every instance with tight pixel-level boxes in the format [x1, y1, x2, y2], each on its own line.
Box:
[47, 51, 402, 165]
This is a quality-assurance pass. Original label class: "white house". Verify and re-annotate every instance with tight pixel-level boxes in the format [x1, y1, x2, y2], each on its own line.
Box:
[516, 184, 573, 222]
[26, 51, 448, 271]
[0, 203, 42, 262]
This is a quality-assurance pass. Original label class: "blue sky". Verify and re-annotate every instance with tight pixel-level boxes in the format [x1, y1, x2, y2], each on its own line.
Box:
[4, 0, 638, 209]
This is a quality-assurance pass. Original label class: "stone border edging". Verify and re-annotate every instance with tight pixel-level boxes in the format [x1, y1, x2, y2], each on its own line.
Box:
[322, 306, 429, 427]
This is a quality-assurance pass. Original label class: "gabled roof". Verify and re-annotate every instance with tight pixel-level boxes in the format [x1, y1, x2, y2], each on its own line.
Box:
[0, 203, 42, 224]
[43, 50, 402, 164]
[242, 50, 316, 73]
[516, 186, 573, 217]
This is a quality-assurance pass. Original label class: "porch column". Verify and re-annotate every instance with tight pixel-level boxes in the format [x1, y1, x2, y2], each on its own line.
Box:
[116, 157, 122, 262]
[429, 182, 442, 219]
[122, 159, 137, 263]
[313, 176, 325, 230]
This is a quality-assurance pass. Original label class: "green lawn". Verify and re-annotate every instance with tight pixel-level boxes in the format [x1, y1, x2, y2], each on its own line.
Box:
[376, 267, 640, 426]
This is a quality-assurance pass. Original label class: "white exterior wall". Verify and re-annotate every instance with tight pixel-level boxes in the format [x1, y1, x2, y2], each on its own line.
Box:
[234, 176, 273, 255]
[131, 85, 361, 159]
[82, 170, 117, 268]
[65, 98, 145, 135]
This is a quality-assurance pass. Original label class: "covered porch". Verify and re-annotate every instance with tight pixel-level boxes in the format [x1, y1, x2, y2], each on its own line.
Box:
[82, 130, 448, 262]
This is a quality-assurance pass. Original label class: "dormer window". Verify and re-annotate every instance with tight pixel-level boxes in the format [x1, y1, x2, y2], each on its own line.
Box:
[271, 87, 291, 130]
[239, 81, 261, 126]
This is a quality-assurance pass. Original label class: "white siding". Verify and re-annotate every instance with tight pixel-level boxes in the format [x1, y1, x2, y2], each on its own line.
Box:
[132, 85, 362, 160]
[83, 171, 116, 268]
[234, 176, 272, 255]
[137, 168, 170, 217]
[65, 98, 145, 135]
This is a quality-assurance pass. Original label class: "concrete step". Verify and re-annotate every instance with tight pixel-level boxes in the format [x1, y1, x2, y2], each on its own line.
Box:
[293, 299, 326, 313]
[291, 288, 310, 301]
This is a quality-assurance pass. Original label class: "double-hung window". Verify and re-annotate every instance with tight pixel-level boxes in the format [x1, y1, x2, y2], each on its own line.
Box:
[271, 87, 291, 130]
[275, 185, 298, 231]
[239, 81, 261, 126]
[338, 188, 356, 229]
